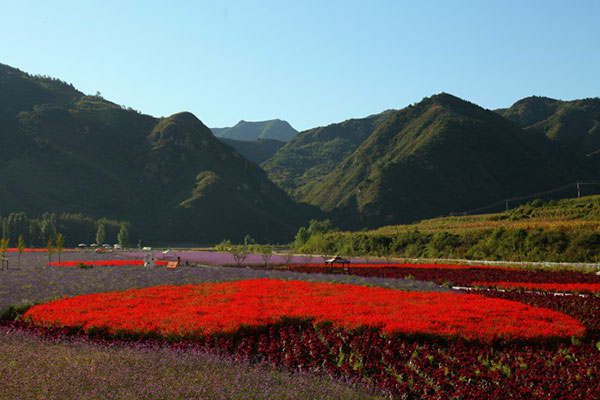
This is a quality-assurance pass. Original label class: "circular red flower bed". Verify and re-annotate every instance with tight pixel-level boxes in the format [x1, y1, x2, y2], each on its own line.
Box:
[23, 279, 584, 343]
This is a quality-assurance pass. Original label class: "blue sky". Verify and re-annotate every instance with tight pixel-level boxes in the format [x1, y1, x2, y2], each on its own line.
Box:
[1, 0, 598, 131]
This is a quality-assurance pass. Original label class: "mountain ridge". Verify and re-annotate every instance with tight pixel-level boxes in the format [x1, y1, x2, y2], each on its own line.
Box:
[211, 119, 298, 141]
[0, 63, 313, 244]
[267, 93, 593, 228]
[2, 62, 599, 242]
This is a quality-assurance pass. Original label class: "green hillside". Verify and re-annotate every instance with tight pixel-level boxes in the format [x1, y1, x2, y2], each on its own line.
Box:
[294, 196, 600, 263]
[0, 63, 313, 244]
[298, 93, 584, 228]
[217, 137, 285, 164]
[211, 119, 298, 141]
[262, 110, 394, 193]
[3, 63, 599, 246]
[497, 96, 600, 157]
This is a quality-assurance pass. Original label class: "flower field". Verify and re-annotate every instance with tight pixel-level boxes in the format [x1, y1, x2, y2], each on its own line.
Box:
[285, 263, 515, 270]
[5, 248, 59, 252]
[48, 260, 169, 267]
[274, 263, 600, 287]
[4, 252, 600, 398]
[0, 326, 384, 400]
[23, 279, 583, 342]
[471, 281, 600, 294]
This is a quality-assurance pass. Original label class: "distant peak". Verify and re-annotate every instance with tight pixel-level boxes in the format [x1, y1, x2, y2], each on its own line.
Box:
[508, 96, 561, 108]
[429, 92, 468, 104]
[168, 111, 202, 123]
[211, 119, 297, 141]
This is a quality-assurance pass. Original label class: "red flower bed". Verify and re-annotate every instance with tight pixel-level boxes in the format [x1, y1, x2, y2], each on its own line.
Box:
[472, 281, 600, 294]
[292, 263, 514, 270]
[473, 288, 600, 337]
[23, 279, 583, 342]
[206, 323, 600, 399]
[47, 260, 168, 267]
[274, 265, 600, 287]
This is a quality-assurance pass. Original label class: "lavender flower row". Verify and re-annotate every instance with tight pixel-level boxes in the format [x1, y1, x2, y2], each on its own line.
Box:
[0, 326, 387, 400]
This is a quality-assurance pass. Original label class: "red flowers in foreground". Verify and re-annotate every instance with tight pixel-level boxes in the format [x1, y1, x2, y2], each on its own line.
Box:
[472, 281, 600, 294]
[47, 260, 168, 267]
[23, 279, 583, 343]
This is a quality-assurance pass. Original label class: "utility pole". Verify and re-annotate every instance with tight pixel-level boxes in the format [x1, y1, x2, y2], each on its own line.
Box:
[577, 181, 581, 198]
[505, 199, 509, 211]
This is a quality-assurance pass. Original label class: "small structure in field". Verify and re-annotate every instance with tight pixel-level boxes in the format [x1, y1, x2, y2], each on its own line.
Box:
[324, 255, 351, 273]
[162, 249, 176, 259]
[143, 251, 156, 267]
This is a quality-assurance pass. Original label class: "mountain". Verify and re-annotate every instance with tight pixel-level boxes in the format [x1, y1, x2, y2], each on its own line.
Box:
[217, 137, 286, 164]
[497, 96, 600, 157]
[0, 63, 312, 244]
[285, 94, 589, 228]
[3, 62, 598, 242]
[261, 111, 394, 194]
[212, 119, 298, 141]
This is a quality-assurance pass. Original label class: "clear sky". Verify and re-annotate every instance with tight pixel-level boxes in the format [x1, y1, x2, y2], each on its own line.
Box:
[1, 0, 598, 131]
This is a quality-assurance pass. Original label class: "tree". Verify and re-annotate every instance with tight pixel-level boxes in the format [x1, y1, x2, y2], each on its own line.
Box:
[46, 237, 53, 266]
[4, 212, 28, 243]
[283, 248, 294, 265]
[56, 233, 64, 266]
[28, 219, 42, 247]
[0, 237, 8, 270]
[230, 244, 248, 267]
[244, 235, 257, 253]
[215, 239, 232, 252]
[96, 223, 105, 245]
[40, 213, 57, 243]
[259, 244, 273, 266]
[117, 223, 129, 247]
[17, 235, 25, 269]
[293, 219, 335, 249]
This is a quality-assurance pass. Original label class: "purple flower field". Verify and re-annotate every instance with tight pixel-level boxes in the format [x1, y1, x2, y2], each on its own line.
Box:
[0, 326, 387, 400]
[123, 249, 383, 266]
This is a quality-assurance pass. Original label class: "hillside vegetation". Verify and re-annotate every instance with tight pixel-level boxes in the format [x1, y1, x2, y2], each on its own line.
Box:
[293, 196, 600, 263]
[262, 111, 394, 193]
[291, 94, 591, 229]
[497, 96, 600, 157]
[217, 137, 285, 164]
[2, 62, 600, 246]
[0, 63, 313, 244]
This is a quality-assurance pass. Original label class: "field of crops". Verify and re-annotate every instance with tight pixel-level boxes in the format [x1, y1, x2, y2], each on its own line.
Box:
[2, 251, 600, 398]
[373, 195, 600, 235]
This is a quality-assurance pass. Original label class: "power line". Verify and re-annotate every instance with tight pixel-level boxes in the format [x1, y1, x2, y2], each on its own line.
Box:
[450, 181, 600, 216]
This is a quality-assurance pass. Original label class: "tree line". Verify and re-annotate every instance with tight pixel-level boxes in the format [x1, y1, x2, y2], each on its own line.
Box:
[0, 212, 130, 248]
[292, 220, 600, 264]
